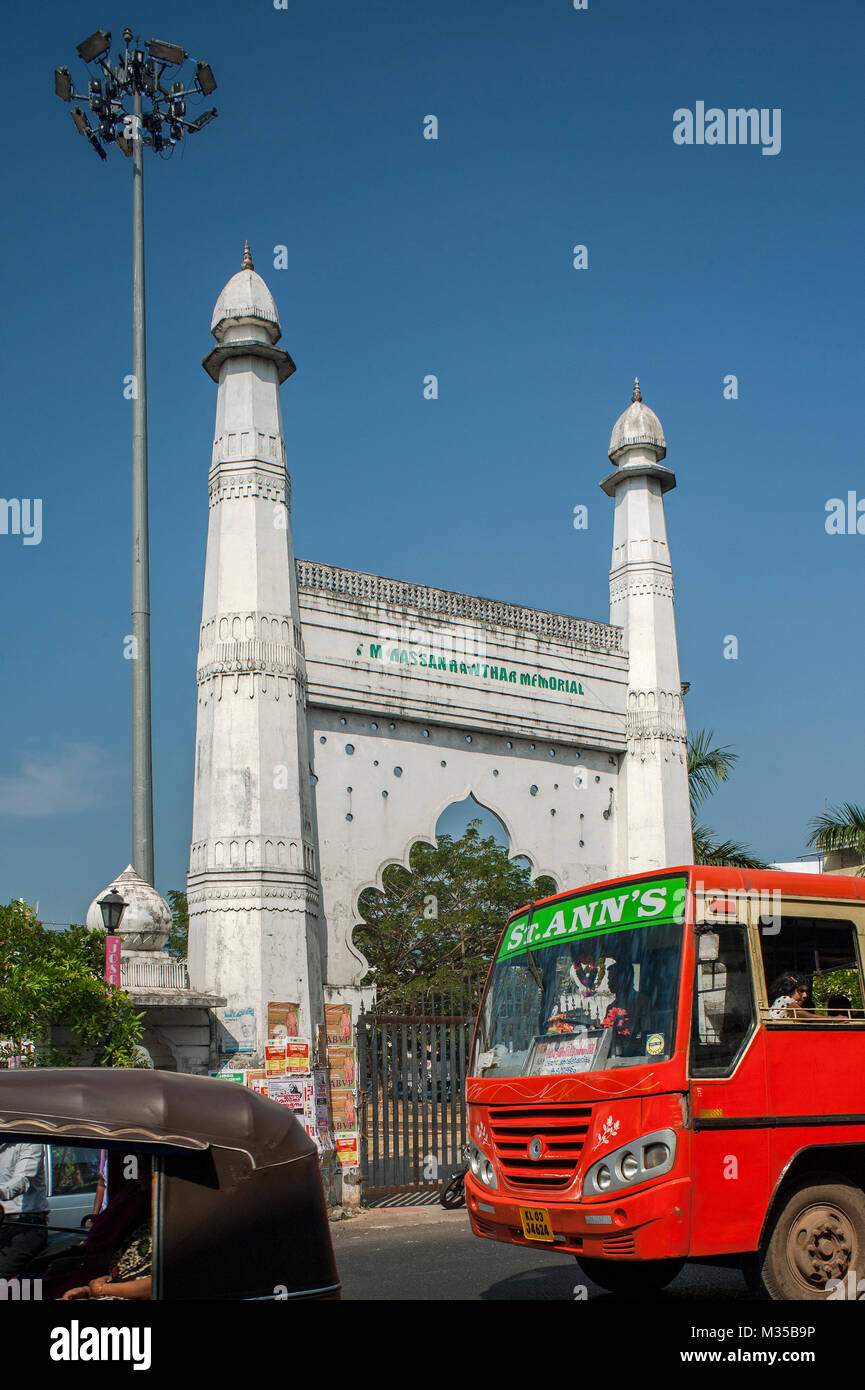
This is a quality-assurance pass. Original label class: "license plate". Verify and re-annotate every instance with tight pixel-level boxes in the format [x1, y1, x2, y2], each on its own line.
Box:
[519, 1206, 554, 1242]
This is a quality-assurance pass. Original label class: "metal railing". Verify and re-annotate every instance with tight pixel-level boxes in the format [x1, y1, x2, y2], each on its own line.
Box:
[120, 957, 190, 990]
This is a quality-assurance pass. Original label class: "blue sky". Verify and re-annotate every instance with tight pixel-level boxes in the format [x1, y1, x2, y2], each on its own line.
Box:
[1, 0, 863, 924]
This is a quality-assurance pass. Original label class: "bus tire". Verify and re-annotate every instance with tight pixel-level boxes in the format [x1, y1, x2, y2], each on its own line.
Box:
[760, 1179, 865, 1301]
[575, 1257, 685, 1294]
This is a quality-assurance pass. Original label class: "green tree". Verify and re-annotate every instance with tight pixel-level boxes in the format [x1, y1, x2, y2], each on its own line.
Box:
[166, 889, 189, 957]
[687, 729, 767, 868]
[807, 804, 865, 875]
[355, 821, 556, 1011]
[0, 899, 144, 1068]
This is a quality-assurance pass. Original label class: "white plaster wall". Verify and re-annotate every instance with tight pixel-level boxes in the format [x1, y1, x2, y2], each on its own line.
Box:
[310, 712, 618, 990]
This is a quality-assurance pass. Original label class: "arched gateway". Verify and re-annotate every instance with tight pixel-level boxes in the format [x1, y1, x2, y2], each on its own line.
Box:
[187, 247, 692, 1069]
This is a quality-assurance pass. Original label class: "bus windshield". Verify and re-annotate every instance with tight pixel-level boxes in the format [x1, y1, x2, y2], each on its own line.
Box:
[471, 876, 686, 1078]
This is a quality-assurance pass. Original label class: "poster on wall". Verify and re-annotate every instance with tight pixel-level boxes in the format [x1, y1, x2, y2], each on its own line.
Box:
[336, 1132, 359, 1167]
[325, 1003, 353, 1046]
[267, 1001, 300, 1040]
[209, 1070, 246, 1085]
[265, 1041, 288, 1075]
[330, 1090, 357, 1133]
[246, 1069, 268, 1095]
[267, 1076, 305, 1110]
[326, 1045, 356, 1088]
[313, 1067, 334, 1152]
[0, 1040, 34, 1069]
[218, 1007, 256, 1054]
[286, 1038, 311, 1073]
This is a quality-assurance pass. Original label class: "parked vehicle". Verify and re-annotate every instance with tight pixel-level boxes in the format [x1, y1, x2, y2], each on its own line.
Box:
[0, 1068, 340, 1300]
[439, 1143, 470, 1209]
[47, 1146, 102, 1237]
[466, 865, 865, 1300]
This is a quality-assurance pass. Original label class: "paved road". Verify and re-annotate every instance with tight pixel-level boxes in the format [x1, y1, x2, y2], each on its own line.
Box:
[330, 1205, 751, 1302]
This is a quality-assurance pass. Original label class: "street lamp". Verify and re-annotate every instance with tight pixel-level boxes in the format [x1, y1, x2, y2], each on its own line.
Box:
[54, 28, 219, 888]
[98, 889, 128, 933]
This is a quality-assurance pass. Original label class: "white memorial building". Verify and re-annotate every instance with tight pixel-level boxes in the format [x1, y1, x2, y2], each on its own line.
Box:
[186, 245, 693, 1058]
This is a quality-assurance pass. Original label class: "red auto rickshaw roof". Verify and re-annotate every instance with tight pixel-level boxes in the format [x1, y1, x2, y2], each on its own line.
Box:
[0, 1068, 316, 1169]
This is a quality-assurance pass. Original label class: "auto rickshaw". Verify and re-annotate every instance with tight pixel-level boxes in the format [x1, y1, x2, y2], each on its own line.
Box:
[0, 1068, 340, 1300]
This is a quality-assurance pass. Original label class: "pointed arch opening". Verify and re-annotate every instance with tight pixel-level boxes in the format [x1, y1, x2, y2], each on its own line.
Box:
[354, 793, 557, 1014]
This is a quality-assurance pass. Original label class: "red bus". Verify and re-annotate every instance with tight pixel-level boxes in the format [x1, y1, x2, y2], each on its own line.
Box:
[466, 865, 865, 1300]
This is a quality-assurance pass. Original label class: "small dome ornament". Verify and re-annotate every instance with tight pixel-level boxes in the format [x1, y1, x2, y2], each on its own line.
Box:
[85, 865, 171, 952]
[608, 375, 666, 464]
[209, 246, 281, 343]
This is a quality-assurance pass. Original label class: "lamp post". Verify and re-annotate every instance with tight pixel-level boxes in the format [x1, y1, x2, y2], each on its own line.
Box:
[98, 889, 128, 933]
[98, 888, 128, 985]
[55, 29, 218, 887]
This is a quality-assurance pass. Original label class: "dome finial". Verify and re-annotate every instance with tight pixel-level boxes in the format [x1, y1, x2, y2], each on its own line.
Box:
[241, 240, 254, 271]
[632, 376, 642, 403]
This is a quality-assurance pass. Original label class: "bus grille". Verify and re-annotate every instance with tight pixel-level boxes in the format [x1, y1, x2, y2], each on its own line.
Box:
[602, 1233, 636, 1256]
[488, 1104, 593, 1189]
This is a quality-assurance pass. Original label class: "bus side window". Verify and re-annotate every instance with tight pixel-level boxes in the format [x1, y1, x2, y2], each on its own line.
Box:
[758, 915, 864, 1019]
[690, 927, 755, 1076]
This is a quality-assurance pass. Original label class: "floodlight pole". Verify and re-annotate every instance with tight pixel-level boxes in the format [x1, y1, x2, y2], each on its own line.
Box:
[130, 82, 153, 887]
[55, 30, 218, 889]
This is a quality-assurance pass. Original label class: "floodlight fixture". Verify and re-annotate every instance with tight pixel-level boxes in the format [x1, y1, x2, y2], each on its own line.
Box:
[148, 37, 186, 65]
[188, 107, 218, 133]
[87, 130, 108, 161]
[195, 60, 217, 96]
[71, 105, 91, 136]
[54, 66, 72, 101]
[77, 30, 111, 63]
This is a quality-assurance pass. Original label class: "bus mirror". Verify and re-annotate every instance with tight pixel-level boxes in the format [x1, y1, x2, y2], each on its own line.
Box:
[698, 932, 719, 962]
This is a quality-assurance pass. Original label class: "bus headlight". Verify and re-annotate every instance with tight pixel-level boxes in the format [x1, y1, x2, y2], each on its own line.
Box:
[469, 1141, 497, 1190]
[583, 1129, 677, 1197]
[619, 1151, 640, 1181]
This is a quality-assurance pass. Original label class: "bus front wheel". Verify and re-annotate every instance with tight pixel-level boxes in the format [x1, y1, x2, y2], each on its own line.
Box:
[760, 1179, 865, 1301]
[575, 1257, 685, 1295]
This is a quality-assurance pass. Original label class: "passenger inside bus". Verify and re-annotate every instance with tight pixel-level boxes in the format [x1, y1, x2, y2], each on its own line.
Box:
[768, 972, 813, 1018]
[759, 914, 865, 1021]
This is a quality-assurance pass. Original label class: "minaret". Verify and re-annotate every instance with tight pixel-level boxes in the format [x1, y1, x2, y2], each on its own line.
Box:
[601, 379, 692, 873]
[187, 243, 324, 1058]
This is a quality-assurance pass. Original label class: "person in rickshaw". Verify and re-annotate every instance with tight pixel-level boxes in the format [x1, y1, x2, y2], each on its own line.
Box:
[59, 1156, 152, 1302]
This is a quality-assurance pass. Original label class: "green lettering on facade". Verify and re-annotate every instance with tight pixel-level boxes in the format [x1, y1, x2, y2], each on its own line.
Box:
[364, 639, 585, 701]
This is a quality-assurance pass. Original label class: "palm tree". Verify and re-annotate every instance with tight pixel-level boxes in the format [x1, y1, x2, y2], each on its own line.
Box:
[687, 729, 767, 868]
[687, 729, 737, 817]
[807, 803, 865, 874]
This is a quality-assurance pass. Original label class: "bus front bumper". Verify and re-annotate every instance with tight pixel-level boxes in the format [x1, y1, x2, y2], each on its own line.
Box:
[465, 1173, 690, 1261]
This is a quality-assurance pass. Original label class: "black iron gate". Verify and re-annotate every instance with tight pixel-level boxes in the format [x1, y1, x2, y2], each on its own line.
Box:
[357, 991, 475, 1193]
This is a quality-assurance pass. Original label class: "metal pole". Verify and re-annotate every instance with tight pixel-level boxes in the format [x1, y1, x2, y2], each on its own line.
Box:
[131, 86, 154, 886]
